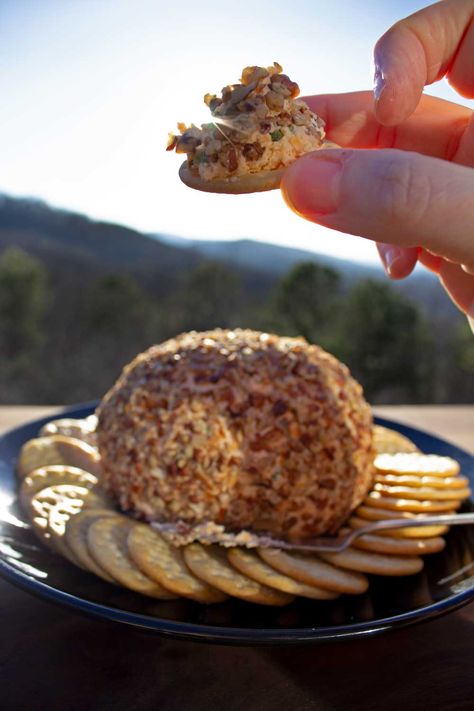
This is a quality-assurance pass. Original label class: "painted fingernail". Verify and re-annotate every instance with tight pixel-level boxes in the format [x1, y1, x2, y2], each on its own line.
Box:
[378, 245, 405, 277]
[282, 155, 342, 217]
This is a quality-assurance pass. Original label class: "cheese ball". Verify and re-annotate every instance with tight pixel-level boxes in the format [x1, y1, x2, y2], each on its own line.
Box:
[97, 329, 374, 541]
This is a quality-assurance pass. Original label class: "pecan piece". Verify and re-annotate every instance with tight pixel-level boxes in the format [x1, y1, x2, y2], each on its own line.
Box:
[242, 142, 265, 161]
[270, 73, 299, 98]
[166, 133, 178, 151]
[241, 66, 269, 85]
[222, 82, 258, 114]
[219, 146, 238, 172]
[276, 111, 292, 126]
[265, 90, 285, 111]
[176, 133, 201, 153]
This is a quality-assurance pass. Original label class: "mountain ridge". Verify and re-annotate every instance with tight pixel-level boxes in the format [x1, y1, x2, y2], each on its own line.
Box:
[0, 192, 457, 321]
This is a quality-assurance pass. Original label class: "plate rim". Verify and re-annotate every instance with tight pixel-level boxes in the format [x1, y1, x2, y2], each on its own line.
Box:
[0, 402, 473, 645]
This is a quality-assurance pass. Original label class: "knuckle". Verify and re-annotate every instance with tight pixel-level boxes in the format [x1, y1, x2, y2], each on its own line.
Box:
[375, 152, 434, 229]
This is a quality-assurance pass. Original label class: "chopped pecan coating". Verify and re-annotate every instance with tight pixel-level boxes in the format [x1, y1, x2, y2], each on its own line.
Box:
[97, 329, 374, 541]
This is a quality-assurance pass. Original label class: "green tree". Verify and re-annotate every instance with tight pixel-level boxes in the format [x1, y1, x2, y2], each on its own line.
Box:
[447, 318, 474, 402]
[71, 273, 160, 396]
[341, 279, 434, 403]
[262, 261, 342, 348]
[169, 261, 242, 332]
[84, 273, 156, 339]
[0, 247, 50, 365]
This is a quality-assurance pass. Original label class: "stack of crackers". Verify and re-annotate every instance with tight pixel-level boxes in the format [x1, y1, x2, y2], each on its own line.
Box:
[16, 420, 471, 606]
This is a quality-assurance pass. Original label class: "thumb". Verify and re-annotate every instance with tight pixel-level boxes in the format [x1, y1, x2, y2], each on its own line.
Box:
[281, 149, 474, 268]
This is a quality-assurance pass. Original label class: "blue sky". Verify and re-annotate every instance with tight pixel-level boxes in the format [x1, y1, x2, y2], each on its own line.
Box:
[1, 0, 472, 263]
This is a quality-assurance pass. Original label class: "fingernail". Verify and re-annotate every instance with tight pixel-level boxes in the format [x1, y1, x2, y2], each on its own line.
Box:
[282, 155, 342, 217]
[373, 62, 386, 103]
[378, 245, 405, 277]
[373, 43, 388, 104]
[468, 315, 474, 335]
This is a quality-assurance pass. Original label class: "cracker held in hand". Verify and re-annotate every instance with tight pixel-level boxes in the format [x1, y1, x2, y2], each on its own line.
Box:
[167, 63, 329, 193]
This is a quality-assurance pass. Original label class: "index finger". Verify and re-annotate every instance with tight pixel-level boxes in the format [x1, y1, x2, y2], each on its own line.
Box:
[303, 91, 472, 160]
[374, 0, 474, 125]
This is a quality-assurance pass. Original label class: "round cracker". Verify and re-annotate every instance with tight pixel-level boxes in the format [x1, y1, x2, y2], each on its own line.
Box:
[179, 161, 284, 194]
[65, 509, 120, 583]
[20, 465, 99, 510]
[318, 548, 424, 576]
[349, 530, 445, 556]
[348, 514, 449, 540]
[127, 524, 226, 603]
[87, 517, 176, 599]
[373, 482, 471, 502]
[355, 505, 419, 521]
[183, 543, 293, 606]
[179, 139, 337, 195]
[28, 484, 106, 561]
[228, 547, 338, 600]
[374, 453, 460, 478]
[374, 473, 469, 489]
[258, 548, 368, 595]
[47, 500, 91, 567]
[39, 416, 97, 446]
[17, 435, 102, 479]
[365, 491, 461, 513]
[373, 426, 420, 454]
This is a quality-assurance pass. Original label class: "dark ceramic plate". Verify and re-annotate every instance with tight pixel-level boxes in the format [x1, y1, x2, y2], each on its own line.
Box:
[0, 403, 473, 645]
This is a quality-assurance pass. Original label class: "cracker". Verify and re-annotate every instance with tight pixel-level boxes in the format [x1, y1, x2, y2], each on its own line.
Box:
[20, 465, 98, 510]
[183, 543, 293, 605]
[228, 547, 338, 599]
[258, 548, 368, 595]
[355, 505, 419, 521]
[349, 529, 446, 556]
[39, 416, 98, 446]
[28, 484, 106, 562]
[373, 426, 420, 454]
[179, 140, 337, 195]
[365, 491, 460, 513]
[179, 161, 284, 194]
[348, 514, 448, 539]
[373, 482, 471, 502]
[375, 453, 460, 478]
[319, 548, 424, 576]
[47, 501, 90, 566]
[65, 509, 120, 582]
[87, 517, 176, 599]
[17, 435, 102, 479]
[374, 473, 469, 489]
[127, 524, 227, 603]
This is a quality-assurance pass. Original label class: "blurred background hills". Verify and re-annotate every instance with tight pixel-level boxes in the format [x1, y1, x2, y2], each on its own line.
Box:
[0, 193, 472, 406]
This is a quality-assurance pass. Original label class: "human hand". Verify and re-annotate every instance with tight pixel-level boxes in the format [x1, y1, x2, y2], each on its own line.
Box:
[281, 0, 474, 322]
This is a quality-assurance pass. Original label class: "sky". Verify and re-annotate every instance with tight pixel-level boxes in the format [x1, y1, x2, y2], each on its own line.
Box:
[1, 0, 473, 264]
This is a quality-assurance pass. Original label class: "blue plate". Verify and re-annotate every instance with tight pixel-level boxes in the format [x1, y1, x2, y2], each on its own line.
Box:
[0, 403, 472, 645]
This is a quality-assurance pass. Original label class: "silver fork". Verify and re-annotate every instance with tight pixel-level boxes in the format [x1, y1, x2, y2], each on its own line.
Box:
[257, 512, 474, 554]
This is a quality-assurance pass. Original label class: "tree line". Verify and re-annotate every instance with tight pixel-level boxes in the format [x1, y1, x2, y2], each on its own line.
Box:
[0, 246, 472, 405]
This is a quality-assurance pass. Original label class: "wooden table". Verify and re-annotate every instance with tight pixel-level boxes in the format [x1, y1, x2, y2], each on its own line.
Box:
[1, 406, 473, 711]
